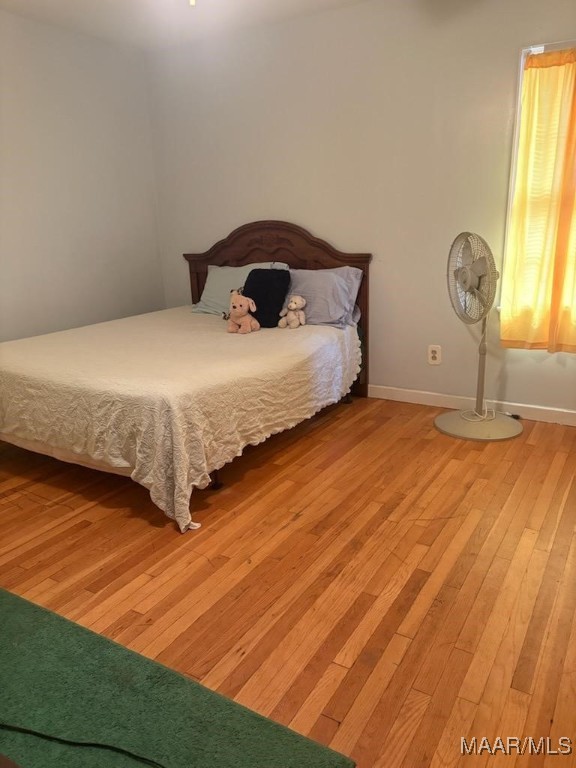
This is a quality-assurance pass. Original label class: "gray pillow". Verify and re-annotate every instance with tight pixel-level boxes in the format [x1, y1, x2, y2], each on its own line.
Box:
[192, 262, 288, 316]
[286, 267, 363, 328]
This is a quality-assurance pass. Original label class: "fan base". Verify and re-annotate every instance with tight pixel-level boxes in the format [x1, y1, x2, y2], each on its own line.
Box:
[434, 410, 523, 441]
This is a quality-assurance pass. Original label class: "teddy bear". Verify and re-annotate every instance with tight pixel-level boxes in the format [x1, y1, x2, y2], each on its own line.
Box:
[227, 290, 261, 334]
[278, 295, 307, 329]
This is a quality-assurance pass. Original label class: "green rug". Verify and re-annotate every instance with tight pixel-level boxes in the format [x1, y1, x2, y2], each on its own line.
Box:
[0, 589, 354, 768]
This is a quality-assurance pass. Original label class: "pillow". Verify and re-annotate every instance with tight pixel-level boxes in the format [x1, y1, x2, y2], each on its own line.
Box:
[242, 268, 291, 328]
[286, 266, 363, 328]
[192, 262, 288, 316]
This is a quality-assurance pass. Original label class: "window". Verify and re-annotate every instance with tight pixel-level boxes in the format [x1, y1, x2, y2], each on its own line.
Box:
[500, 45, 576, 352]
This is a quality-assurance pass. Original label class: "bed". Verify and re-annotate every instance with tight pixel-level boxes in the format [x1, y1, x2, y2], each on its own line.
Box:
[0, 221, 372, 532]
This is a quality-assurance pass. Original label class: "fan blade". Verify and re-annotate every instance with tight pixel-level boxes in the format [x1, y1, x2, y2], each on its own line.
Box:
[461, 245, 474, 267]
[470, 256, 488, 277]
[472, 288, 487, 309]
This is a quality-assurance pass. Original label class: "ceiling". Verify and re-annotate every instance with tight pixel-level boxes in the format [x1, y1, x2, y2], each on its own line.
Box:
[0, 0, 367, 50]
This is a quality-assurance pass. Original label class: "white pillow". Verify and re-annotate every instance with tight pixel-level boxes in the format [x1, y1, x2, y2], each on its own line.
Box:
[192, 262, 288, 316]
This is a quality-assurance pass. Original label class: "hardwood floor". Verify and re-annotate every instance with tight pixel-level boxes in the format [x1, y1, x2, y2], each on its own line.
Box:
[1, 398, 576, 767]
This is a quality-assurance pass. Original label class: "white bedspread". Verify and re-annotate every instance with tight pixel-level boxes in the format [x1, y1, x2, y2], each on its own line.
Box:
[0, 308, 361, 531]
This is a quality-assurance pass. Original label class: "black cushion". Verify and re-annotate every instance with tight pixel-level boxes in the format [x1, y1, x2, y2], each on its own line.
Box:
[242, 269, 291, 328]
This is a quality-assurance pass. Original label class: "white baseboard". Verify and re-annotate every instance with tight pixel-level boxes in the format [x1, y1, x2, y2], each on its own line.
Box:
[368, 385, 576, 427]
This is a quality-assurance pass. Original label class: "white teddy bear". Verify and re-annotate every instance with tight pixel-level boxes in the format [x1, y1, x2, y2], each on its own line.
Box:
[278, 295, 307, 329]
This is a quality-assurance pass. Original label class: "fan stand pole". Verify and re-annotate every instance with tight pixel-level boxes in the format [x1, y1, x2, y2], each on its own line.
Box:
[434, 315, 523, 441]
[475, 316, 487, 414]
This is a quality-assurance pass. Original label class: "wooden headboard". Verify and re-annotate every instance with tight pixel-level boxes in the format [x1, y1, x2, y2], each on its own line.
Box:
[183, 221, 372, 397]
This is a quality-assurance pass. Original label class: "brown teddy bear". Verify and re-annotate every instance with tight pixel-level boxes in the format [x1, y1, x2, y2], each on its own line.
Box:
[227, 290, 261, 334]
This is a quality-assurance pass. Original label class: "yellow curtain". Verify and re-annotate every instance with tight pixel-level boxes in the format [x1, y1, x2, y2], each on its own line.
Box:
[500, 49, 576, 352]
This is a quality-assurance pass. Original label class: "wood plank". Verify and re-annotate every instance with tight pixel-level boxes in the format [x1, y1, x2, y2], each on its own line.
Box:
[458, 528, 538, 704]
[325, 572, 428, 724]
[511, 477, 576, 693]
[399, 647, 472, 768]
[430, 696, 477, 768]
[288, 662, 349, 735]
[372, 688, 431, 768]
[465, 546, 548, 753]
[350, 584, 459, 767]
[329, 633, 412, 755]
[520, 529, 576, 762]
[269, 591, 376, 726]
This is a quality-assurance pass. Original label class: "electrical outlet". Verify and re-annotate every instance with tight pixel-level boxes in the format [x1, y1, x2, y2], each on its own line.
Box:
[428, 345, 442, 365]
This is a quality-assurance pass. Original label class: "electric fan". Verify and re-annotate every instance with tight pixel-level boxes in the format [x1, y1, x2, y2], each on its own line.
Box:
[434, 232, 523, 441]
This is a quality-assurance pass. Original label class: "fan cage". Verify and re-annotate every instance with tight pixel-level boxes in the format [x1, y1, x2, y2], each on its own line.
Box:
[447, 232, 499, 324]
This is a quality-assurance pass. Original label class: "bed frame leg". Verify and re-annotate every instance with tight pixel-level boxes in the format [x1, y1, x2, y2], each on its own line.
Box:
[209, 470, 223, 490]
[343, 393, 353, 404]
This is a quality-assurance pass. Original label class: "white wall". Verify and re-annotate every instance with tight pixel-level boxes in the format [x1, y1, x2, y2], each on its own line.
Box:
[148, 0, 576, 413]
[0, 11, 163, 341]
